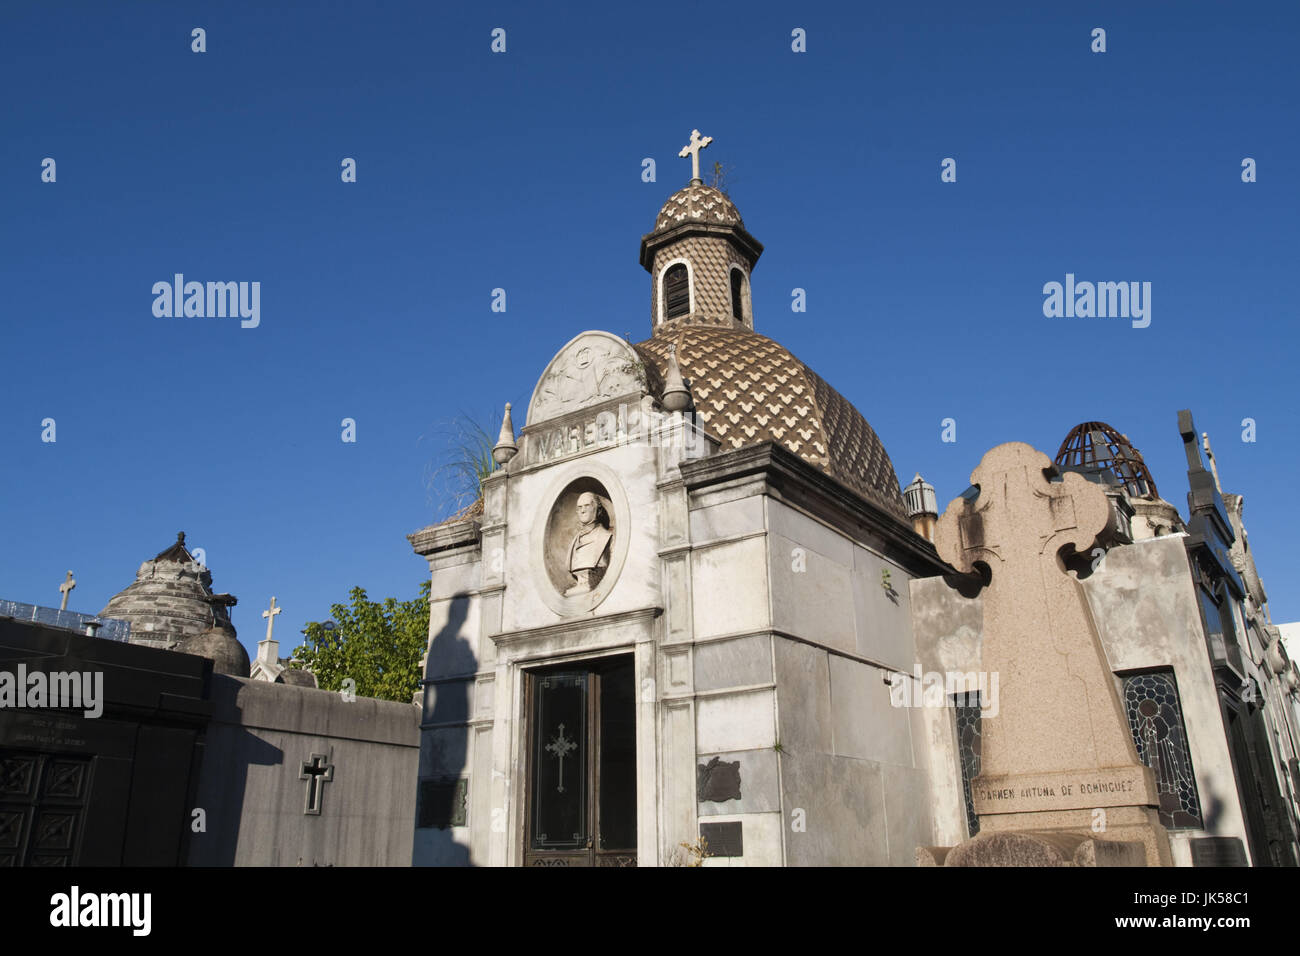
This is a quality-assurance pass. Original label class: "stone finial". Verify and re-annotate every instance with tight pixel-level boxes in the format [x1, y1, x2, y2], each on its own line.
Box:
[492, 402, 518, 465]
[661, 345, 692, 413]
[679, 129, 713, 184]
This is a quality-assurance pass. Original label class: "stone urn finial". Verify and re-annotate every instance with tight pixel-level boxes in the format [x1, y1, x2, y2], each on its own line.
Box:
[492, 402, 518, 465]
[661, 344, 692, 413]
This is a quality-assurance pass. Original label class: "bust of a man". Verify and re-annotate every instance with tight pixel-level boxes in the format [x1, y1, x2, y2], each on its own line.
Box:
[566, 492, 612, 596]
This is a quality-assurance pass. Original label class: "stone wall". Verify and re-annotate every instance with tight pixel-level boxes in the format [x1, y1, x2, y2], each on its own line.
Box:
[187, 676, 419, 866]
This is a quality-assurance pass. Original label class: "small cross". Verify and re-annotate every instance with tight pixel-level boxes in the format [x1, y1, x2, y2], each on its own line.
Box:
[546, 723, 577, 793]
[299, 753, 334, 815]
[678, 129, 713, 183]
[58, 571, 76, 611]
[263, 596, 282, 642]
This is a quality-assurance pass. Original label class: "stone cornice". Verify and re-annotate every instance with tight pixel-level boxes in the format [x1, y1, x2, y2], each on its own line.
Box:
[408, 519, 482, 557]
[639, 220, 763, 271]
[678, 441, 951, 578]
[491, 605, 662, 651]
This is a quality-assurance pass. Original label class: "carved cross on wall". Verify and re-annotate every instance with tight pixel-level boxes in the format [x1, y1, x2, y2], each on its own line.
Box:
[546, 724, 577, 794]
[300, 753, 334, 815]
[678, 129, 713, 183]
[58, 571, 76, 611]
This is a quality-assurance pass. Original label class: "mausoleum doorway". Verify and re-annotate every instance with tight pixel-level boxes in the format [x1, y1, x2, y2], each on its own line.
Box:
[523, 655, 636, 867]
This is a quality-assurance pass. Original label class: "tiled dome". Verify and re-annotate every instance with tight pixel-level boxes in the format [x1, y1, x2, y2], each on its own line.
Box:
[636, 327, 908, 519]
[653, 183, 743, 232]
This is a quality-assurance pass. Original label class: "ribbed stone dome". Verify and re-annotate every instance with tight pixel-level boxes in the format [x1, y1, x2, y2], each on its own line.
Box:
[636, 327, 908, 519]
[179, 624, 250, 677]
[653, 183, 743, 232]
[100, 532, 237, 650]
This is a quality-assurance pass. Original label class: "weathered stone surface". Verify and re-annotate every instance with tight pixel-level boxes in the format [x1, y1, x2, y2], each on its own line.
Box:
[828, 655, 913, 766]
[101, 533, 234, 651]
[944, 831, 1145, 867]
[781, 750, 887, 866]
[188, 676, 419, 866]
[932, 443, 1171, 866]
[694, 634, 772, 692]
[774, 639, 831, 754]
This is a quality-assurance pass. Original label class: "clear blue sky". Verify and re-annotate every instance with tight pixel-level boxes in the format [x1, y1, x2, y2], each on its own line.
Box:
[3, 1, 1297, 657]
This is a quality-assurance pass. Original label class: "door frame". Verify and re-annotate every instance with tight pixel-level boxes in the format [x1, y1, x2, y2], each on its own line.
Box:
[521, 654, 637, 867]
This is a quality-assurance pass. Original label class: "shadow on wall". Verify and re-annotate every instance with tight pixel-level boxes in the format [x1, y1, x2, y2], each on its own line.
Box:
[185, 687, 284, 866]
[418, 593, 475, 866]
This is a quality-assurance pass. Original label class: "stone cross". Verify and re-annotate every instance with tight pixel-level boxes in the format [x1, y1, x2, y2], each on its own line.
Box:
[299, 753, 334, 815]
[263, 596, 282, 642]
[678, 129, 713, 183]
[934, 443, 1165, 860]
[58, 571, 76, 611]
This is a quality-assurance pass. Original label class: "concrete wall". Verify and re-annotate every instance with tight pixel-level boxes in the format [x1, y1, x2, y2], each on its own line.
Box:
[1082, 534, 1252, 865]
[188, 676, 419, 866]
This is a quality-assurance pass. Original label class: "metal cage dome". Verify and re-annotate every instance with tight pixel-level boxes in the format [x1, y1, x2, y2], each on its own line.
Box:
[1054, 421, 1159, 499]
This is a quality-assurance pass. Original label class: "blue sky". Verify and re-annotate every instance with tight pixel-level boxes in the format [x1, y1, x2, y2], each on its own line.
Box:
[2, 1, 1297, 655]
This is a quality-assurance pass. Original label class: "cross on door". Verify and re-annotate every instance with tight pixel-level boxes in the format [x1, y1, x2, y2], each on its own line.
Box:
[299, 753, 334, 815]
[546, 724, 577, 794]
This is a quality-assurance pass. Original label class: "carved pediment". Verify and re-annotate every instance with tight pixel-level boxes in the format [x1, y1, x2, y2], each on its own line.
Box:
[527, 331, 646, 426]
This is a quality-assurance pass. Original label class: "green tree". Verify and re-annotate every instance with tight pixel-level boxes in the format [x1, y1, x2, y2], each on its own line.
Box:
[290, 580, 430, 703]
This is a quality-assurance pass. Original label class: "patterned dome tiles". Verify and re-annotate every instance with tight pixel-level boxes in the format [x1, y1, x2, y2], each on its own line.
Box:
[635, 327, 907, 519]
[653, 183, 744, 232]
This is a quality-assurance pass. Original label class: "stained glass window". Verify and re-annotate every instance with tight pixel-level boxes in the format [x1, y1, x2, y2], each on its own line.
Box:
[953, 693, 982, 837]
[1121, 671, 1203, 829]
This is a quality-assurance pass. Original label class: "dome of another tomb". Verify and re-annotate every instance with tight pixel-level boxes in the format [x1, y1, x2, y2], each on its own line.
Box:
[100, 532, 235, 650]
[1055, 422, 1159, 499]
[179, 623, 250, 677]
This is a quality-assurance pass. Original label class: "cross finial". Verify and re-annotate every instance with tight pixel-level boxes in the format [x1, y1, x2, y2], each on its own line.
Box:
[263, 596, 282, 642]
[58, 570, 76, 611]
[678, 129, 713, 184]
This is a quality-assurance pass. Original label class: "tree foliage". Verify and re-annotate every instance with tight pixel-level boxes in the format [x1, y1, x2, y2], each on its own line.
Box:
[290, 581, 430, 703]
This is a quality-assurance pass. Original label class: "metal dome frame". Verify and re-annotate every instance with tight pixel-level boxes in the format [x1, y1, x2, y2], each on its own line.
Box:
[1054, 421, 1159, 499]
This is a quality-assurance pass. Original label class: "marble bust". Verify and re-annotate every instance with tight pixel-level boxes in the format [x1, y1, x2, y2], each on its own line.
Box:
[565, 492, 613, 596]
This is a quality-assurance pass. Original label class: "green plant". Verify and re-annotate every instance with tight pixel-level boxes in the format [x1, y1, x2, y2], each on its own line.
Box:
[707, 160, 736, 197]
[423, 410, 499, 521]
[289, 581, 431, 703]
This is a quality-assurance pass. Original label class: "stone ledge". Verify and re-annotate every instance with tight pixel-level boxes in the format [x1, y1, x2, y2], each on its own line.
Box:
[408, 520, 482, 557]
